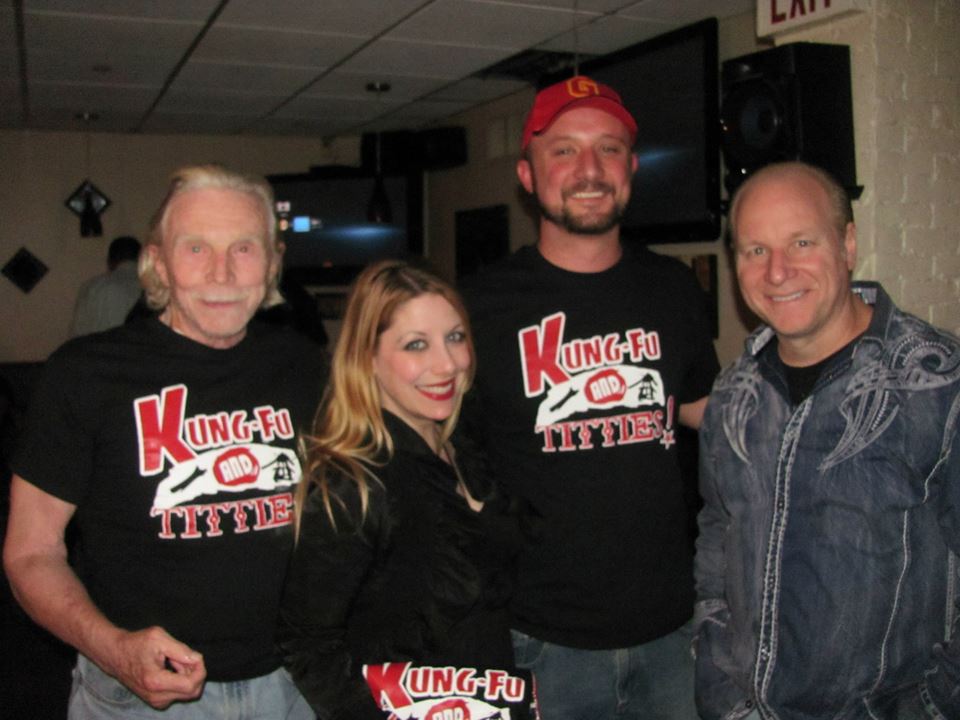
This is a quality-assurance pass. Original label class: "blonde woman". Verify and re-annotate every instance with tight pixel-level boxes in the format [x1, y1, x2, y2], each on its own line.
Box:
[278, 260, 530, 720]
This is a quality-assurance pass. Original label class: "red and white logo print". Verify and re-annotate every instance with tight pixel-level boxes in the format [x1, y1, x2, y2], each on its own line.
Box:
[133, 384, 303, 538]
[363, 663, 526, 720]
[535, 365, 664, 426]
[517, 313, 676, 451]
[152, 443, 299, 509]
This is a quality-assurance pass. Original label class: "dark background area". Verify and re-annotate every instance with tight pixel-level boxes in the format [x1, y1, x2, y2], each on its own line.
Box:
[1, 363, 72, 718]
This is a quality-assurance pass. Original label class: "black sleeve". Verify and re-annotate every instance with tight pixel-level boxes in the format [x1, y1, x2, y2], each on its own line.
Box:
[11, 344, 93, 504]
[277, 477, 385, 720]
[676, 261, 721, 404]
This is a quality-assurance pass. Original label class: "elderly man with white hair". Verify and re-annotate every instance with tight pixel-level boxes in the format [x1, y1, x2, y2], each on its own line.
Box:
[4, 164, 326, 719]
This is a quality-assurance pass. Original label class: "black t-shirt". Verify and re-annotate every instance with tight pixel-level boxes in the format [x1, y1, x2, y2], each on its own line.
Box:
[13, 317, 327, 681]
[461, 244, 720, 649]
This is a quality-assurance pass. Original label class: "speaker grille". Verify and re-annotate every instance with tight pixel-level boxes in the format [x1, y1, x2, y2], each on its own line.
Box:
[720, 43, 857, 197]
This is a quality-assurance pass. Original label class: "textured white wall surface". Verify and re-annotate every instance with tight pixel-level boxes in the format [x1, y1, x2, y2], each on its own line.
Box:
[781, 0, 959, 336]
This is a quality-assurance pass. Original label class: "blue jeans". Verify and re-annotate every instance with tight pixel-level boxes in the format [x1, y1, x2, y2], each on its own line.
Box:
[511, 623, 697, 720]
[68, 655, 313, 720]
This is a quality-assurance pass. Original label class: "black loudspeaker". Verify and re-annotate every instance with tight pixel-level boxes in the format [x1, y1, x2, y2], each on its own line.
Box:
[720, 42, 859, 197]
[362, 126, 467, 174]
[362, 130, 416, 176]
[418, 126, 468, 170]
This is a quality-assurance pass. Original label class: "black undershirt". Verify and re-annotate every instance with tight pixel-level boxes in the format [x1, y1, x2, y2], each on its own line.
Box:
[783, 359, 828, 405]
[779, 336, 862, 405]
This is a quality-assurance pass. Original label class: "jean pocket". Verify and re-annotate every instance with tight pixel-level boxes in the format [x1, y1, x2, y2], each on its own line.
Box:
[76, 657, 142, 709]
[510, 629, 545, 669]
[694, 617, 749, 720]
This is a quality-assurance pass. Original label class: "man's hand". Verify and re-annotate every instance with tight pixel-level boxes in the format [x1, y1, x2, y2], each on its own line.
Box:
[105, 626, 206, 709]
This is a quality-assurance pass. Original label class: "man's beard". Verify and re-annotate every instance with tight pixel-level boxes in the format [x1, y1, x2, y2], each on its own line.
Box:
[537, 181, 627, 235]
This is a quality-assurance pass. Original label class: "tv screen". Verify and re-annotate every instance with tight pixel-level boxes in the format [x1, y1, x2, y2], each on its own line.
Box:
[268, 166, 423, 284]
[547, 18, 720, 242]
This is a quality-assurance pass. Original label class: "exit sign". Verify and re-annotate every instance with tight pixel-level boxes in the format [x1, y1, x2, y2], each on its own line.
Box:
[757, 0, 869, 37]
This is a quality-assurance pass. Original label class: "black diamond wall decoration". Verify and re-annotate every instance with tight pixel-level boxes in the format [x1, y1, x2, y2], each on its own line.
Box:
[65, 179, 111, 217]
[2, 247, 49, 293]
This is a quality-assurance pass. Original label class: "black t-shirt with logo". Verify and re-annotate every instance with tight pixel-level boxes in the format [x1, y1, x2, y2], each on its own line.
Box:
[462, 244, 720, 649]
[14, 317, 327, 680]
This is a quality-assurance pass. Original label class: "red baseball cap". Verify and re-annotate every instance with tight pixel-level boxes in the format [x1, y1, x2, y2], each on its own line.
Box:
[521, 75, 638, 151]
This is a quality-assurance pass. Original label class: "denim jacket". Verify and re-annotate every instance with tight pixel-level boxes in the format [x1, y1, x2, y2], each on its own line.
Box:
[694, 283, 960, 720]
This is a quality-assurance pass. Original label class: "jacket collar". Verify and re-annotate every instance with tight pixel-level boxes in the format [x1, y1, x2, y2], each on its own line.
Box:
[381, 409, 443, 460]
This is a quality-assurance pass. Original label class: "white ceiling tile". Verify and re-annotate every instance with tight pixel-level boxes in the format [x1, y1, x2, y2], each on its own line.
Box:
[27, 50, 172, 86]
[25, 11, 201, 56]
[381, 97, 475, 127]
[486, 0, 629, 11]
[618, 0, 753, 23]
[429, 76, 530, 102]
[339, 37, 510, 79]
[538, 14, 672, 54]
[138, 112, 252, 135]
[0, 5, 17, 39]
[155, 89, 286, 117]
[304, 70, 451, 102]
[24, 0, 222, 22]
[0, 52, 20, 78]
[0, 81, 24, 123]
[29, 81, 157, 114]
[192, 25, 359, 69]
[272, 94, 385, 124]
[243, 115, 354, 137]
[217, 0, 428, 35]
[390, 0, 584, 49]
[171, 60, 321, 95]
[22, 106, 142, 133]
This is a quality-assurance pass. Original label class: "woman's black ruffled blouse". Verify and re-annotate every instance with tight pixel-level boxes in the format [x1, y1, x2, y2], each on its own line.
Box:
[277, 411, 520, 720]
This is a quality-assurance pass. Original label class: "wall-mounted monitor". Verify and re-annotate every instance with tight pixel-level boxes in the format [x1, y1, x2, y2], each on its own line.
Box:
[545, 18, 721, 242]
[268, 166, 423, 285]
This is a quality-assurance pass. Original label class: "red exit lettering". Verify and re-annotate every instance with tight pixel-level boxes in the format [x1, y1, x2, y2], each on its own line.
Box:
[771, 0, 832, 23]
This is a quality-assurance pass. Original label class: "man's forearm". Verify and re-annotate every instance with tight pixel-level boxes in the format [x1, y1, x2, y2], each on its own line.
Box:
[7, 551, 206, 707]
[6, 550, 124, 674]
[4, 475, 123, 673]
[4, 476, 205, 708]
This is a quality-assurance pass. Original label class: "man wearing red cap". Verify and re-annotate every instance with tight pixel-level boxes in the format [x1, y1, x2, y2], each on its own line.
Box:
[461, 76, 719, 718]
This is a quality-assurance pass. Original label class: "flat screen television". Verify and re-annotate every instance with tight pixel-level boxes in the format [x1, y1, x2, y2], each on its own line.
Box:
[268, 166, 423, 285]
[543, 18, 721, 242]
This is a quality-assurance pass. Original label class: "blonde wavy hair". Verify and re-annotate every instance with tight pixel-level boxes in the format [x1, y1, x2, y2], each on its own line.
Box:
[296, 259, 476, 532]
[139, 164, 284, 311]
